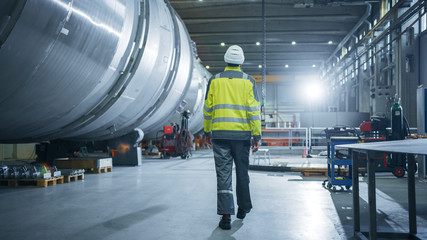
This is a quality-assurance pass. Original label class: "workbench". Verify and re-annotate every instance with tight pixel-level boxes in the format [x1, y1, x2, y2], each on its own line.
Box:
[337, 139, 427, 240]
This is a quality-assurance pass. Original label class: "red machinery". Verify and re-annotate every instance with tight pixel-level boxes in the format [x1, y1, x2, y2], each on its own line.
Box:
[160, 110, 193, 159]
[359, 116, 408, 177]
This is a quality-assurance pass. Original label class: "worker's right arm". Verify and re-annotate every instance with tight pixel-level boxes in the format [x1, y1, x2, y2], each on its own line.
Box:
[247, 76, 262, 142]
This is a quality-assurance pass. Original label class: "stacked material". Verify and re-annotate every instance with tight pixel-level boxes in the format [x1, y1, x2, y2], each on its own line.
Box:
[59, 169, 85, 176]
[0, 165, 53, 179]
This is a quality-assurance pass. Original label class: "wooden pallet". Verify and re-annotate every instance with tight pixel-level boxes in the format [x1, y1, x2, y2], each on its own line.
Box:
[291, 167, 366, 177]
[63, 173, 85, 183]
[302, 169, 329, 177]
[297, 168, 331, 177]
[0, 176, 64, 188]
[85, 166, 113, 174]
[0, 179, 18, 187]
[142, 152, 162, 156]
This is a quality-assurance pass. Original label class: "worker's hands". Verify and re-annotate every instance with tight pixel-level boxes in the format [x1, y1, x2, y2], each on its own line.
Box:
[251, 140, 260, 152]
[205, 135, 212, 147]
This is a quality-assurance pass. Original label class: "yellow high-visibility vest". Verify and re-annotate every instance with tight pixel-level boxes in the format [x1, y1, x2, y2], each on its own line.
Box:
[204, 66, 261, 141]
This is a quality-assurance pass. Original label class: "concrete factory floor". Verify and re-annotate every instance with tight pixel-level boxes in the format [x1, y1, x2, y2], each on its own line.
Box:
[1, 149, 427, 240]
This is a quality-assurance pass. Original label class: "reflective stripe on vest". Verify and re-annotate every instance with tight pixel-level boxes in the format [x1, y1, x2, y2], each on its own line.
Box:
[212, 104, 259, 112]
[218, 190, 233, 194]
[204, 105, 213, 113]
[249, 115, 261, 121]
[213, 117, 250, 124]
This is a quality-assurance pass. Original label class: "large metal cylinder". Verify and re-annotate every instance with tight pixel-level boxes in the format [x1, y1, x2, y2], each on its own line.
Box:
[0, 0, 210, 143]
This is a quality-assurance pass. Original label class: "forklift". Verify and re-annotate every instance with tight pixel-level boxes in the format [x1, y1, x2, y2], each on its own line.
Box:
[160, 110, 193, 159]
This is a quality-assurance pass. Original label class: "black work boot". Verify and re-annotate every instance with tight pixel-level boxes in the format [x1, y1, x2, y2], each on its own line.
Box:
[218, 215, 231, 230]
[237, 208, 248, 219]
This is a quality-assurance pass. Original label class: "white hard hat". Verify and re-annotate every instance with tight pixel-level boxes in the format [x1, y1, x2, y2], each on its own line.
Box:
[224, 45, 245, 65]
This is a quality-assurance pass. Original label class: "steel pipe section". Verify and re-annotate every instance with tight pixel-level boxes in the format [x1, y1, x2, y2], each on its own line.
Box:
[0, 0, 210, 143]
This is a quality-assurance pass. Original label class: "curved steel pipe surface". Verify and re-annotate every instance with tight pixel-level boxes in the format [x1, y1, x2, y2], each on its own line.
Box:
[0, 0, 209, 143]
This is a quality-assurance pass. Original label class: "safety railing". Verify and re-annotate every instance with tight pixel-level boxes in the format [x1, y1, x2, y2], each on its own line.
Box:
[262, 127, 309, 150]
[308, 127, 329, 150]
[261, 127, 419, 152]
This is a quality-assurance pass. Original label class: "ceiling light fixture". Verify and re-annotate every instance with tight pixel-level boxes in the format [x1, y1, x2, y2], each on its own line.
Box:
[258, 65, 262, 68]
[312, 64, 316, 68]
[291, 41, 296, 45]
[220, 42, 225, 46]
[328, 41, 333, 44]
[206, 65, 210, 69]
[256, 42, 260, 46]
[285, 64, 289, 68]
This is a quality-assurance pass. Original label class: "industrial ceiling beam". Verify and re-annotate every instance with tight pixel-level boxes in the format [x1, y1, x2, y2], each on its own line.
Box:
[205, 67, 320, 74]
[182, 15, 361, 24]
[191, 35, 345, 42]
[171, 1, 366, 14]
[190, 30, 348, 37]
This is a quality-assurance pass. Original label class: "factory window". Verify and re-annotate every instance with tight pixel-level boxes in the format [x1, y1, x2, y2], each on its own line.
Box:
[342, 47, 347, 57]
[387, 34, 391, 51]
[422, 11, 426, 32]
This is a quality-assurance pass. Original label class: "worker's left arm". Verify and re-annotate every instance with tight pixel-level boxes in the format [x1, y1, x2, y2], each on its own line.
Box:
[203, 77, 214, 137]
[247, 76, 261, 142]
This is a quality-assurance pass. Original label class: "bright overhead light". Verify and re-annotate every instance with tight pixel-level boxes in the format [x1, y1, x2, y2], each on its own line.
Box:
[300, 75, 323, 103]
[198, 0, 203, 1]
[328, 40, 333, 44]
[285, 64, 289, 68]
[206, 65, 210, 69]
[305, 81, 323, 101]
[256, 42, 260, 45]
[258, 65, 262, 68]
[312, 64, 316, 68]
[291, 41, 296, 45]
[220, 42, 225, 46]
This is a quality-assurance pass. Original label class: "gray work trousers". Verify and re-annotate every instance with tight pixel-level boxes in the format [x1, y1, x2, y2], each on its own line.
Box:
[213, 139, 252, 215]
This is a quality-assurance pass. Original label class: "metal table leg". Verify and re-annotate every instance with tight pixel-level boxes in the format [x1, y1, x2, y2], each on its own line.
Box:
[367, 150, 377, 239]
[352, 150, 360, 234]
[407, 154, 417, 234]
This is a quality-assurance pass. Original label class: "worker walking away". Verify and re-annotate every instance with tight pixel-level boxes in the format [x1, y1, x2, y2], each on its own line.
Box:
[203, 45, 261, 230]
